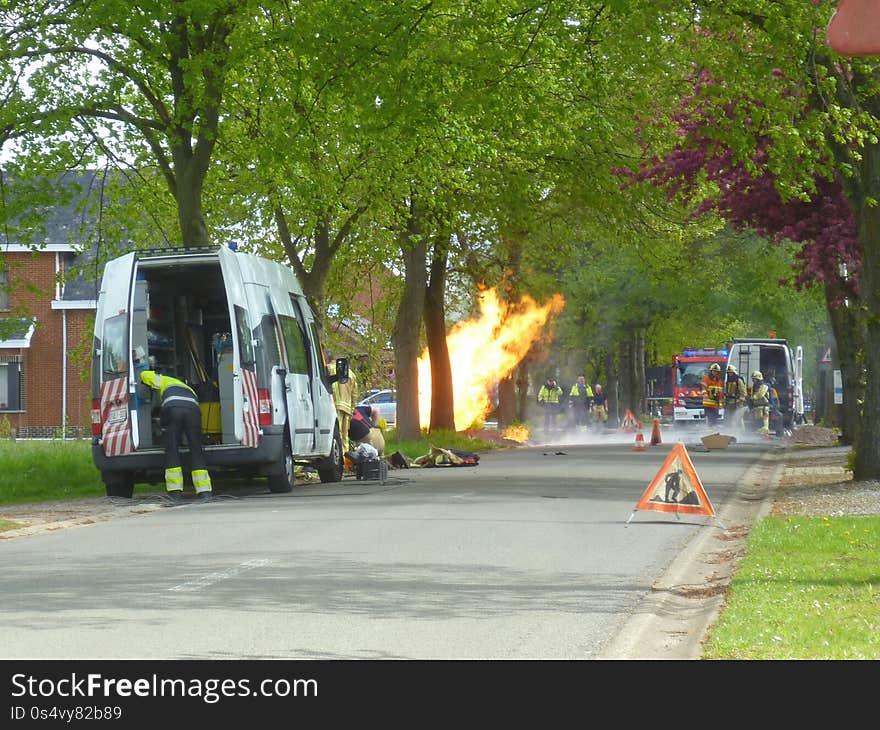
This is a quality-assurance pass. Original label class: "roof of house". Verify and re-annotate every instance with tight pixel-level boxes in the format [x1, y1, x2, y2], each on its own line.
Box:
[1, 170, 105, 303]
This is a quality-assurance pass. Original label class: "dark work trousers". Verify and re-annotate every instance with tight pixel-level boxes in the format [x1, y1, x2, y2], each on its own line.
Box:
[161, 403, 207, 471]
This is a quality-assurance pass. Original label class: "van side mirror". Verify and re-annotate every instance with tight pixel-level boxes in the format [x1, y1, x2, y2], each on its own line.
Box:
[332, 357, 349, 384]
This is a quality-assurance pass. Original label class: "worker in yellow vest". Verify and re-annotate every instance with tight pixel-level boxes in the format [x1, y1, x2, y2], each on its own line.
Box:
[136, 359, 213, 503]
[537, 377, 564, 433]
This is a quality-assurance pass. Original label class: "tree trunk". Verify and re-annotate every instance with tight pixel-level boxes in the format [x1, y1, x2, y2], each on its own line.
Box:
[618, 336, 635, 418]
[853, 142, 880, 479]
[634, 328, 646, 418]
[392, 201, 428, 441]
[276, 208, 362, 319]
[173, 156, 210, 246]
[498, 374, 516, 428]
[604, 349, 618, 428]
[515, 362, 530, 424]
[823, 279, 862, 445]
[425, 235, 455, 432]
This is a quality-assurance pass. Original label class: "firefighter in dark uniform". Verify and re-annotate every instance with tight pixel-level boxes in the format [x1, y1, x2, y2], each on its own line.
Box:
[136, 358, 214, 502]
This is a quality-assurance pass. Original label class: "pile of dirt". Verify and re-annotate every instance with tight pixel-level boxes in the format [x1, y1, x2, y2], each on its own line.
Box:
[788, 424, 841, 446]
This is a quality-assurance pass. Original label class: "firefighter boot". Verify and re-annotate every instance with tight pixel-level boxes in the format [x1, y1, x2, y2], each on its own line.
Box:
[193, 469, 214, 502]
[165, 466, 186, 503]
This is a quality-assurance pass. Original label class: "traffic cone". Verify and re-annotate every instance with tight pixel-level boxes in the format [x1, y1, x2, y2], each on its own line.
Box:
[650, 419, 662, 445]
[632, 428, 647, 452]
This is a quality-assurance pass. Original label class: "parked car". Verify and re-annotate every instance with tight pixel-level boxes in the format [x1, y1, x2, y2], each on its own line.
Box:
[357, 388, 396, 425]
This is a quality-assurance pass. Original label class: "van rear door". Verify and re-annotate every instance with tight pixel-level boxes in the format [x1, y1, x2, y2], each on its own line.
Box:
[794, 345, 804, 422]
[218, 246, 260, 448]
[282, 297, 317, 454]
[95, 252, 142, 454]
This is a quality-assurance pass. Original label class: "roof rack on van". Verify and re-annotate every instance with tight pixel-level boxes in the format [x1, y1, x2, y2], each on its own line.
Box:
[135, 244, 221, 258]
[731, 337, 789, 345]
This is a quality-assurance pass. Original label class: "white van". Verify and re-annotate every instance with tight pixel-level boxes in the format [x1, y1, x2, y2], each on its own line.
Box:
[90, 244, 349, 497]
[726, 337, 804, 432]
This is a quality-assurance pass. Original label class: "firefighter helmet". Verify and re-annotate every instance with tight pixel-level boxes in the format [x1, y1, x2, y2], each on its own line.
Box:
[727, 364, 737, 374]
[752, 370, 763, 380]
[709, 363, 721, 372]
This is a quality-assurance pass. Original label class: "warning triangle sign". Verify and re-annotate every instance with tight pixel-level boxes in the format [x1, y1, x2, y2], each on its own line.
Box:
[620, 409, 641, 432]
[628, 442, 717, 521]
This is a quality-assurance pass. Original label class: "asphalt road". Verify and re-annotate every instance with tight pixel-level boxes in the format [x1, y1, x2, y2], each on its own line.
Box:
[0, 428, 779, 660]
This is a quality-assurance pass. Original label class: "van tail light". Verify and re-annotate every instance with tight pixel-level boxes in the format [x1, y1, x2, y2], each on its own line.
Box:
[257, 388, 272, 426]
[91, 399, 103, 437]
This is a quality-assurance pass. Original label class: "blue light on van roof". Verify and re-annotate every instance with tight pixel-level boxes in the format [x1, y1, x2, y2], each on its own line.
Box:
[682, 348, 729, 358]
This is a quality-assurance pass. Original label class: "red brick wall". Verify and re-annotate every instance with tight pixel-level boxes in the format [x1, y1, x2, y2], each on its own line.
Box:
[1, 251, 94, 438]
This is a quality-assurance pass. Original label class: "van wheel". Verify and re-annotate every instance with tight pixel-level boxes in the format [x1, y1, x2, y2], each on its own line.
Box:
[267, 437, 294, 493]
[103, 472, 134, 499]
[318, 427, 344, 483]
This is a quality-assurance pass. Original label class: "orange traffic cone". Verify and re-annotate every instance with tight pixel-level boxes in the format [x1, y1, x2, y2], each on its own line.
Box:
[632, 428, 647, 452]
[650, 419, 662, 445]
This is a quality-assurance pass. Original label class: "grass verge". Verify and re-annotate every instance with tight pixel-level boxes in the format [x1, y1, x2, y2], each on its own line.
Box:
[0, 428, 502, 507]
[702, 515, 880, 659]
[0, 440, 107, 505]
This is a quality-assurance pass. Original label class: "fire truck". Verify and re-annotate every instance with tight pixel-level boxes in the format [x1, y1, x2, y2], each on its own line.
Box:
[672, 347, 729, 424]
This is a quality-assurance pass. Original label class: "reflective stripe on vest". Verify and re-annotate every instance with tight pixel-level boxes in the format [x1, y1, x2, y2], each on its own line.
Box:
[162, 383, 199, 409]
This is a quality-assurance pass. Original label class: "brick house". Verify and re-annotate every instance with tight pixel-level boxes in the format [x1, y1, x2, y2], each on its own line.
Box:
[1, 238, 97, 439]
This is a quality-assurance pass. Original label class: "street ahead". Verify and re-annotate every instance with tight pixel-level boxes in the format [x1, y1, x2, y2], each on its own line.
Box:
[0, 431, 777, 659]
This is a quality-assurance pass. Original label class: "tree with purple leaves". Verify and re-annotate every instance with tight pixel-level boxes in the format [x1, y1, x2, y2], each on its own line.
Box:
[616, 69, 863, 445]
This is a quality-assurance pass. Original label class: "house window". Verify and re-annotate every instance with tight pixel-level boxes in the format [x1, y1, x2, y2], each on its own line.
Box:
[0, 269, 8, 311]
[0, 362, 22, 410]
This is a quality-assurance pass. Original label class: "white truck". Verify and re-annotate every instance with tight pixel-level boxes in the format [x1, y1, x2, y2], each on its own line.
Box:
[726, 337, 805, 433]
[90, 244, 349, 497]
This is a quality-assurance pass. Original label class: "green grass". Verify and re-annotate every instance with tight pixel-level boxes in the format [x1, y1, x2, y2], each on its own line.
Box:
[382, 427, 506, 461]
[703, 515, 880, 659]
[0, 439, 108, 504]
[0, 429, 501, 507]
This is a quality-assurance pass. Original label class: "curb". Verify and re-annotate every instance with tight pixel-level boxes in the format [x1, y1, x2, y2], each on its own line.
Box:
[596, 446, 784, 660]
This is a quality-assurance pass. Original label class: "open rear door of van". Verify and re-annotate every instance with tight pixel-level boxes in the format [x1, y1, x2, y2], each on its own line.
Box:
[794, 345, 805, 422]
[218, 246, 259, 447]
[95, 252, 142, 454]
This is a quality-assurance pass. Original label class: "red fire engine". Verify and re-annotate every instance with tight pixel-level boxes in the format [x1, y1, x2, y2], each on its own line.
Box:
[672, 347, 729, 424]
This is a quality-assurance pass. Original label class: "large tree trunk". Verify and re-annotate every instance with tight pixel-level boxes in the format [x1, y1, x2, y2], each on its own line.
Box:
[498, 374, 516, 428]
[853, 142, 880, 478]
[425, 235, 455, 432]
[392, 201, 428, 441]
[823, 279, 863, 445]
[173, 156, 210, 246]
[494, 230, 526, 430]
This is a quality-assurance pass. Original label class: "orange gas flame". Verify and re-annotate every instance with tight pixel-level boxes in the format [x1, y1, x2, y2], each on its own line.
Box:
[417, 288, 565, 434]
[501, 423, 531, 442]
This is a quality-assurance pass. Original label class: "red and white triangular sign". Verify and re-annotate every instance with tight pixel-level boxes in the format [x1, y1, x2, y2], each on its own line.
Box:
[628, 442, 717, 521]
[620, 409, 641, 432]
